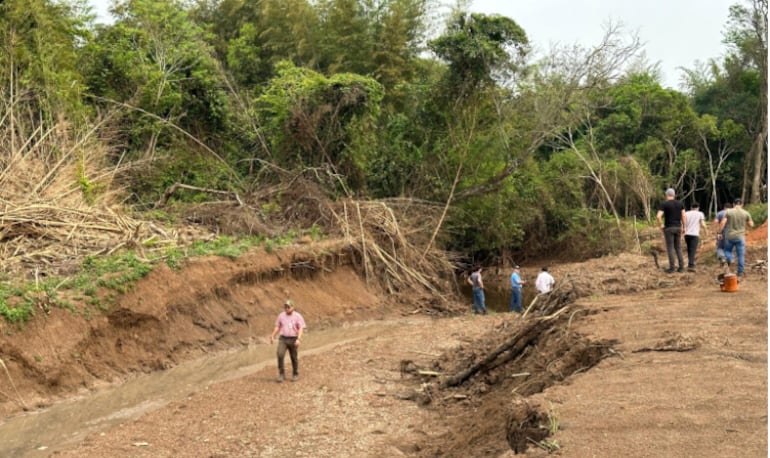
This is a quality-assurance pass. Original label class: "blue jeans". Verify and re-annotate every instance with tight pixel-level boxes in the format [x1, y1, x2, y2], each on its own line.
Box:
[472, 288, 487, 314]
[723, 237, 746, 274]
[509, 288, 522, 313]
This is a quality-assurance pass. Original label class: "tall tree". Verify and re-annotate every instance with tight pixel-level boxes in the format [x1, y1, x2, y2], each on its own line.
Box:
[429, 11, 528, 97]
[84, 0, 230, 152]
[0, 0, 91, 119]
[723, 0, 767, 203]
[255, 62, 384, 192]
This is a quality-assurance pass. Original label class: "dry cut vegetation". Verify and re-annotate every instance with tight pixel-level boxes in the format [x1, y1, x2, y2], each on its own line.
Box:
[0, 97, 463, 325]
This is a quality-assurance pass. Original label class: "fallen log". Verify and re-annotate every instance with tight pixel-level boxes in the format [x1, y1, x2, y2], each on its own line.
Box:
[440, 317, 553, 389]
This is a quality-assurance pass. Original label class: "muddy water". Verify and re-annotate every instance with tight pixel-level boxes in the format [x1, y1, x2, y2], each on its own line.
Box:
[0, 320, 401, 458]
[460, 283, 537, 313]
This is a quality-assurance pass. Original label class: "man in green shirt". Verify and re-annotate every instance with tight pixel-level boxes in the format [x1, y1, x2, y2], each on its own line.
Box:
[718, 198, 754, 276]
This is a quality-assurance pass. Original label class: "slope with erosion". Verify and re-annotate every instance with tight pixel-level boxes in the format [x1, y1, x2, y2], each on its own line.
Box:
[0, 239, 437, 418]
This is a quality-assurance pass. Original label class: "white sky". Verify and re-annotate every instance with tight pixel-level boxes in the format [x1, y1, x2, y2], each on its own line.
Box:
[88, 0, 735, 89]
[470, 0, 735, 89]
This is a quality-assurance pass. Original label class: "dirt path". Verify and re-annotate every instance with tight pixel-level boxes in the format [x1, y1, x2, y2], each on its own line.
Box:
[37, 259, 766, 458]
[532, 276, 767, 457]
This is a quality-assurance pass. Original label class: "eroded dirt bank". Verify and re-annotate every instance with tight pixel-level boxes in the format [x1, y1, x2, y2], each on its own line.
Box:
[0, 241, 400, 418]
[1, 241, 767, 457]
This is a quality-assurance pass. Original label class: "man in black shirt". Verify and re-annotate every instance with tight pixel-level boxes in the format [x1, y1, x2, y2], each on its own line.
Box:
[656, 188, 687, 273]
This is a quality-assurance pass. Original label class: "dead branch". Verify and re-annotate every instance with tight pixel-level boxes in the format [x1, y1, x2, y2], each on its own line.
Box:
[155, 182, 243, 208]
[441, 317, 555, 388]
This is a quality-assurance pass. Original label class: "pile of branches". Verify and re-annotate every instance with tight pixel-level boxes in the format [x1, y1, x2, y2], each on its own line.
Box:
[522, 282, 579, 318]
[323, 198, 456, 297]
[0, 200, 160, 275]
[0, 110, 185, 277]
[233, 169, 458, 299]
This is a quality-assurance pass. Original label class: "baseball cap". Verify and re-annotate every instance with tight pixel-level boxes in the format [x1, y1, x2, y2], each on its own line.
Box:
[665, 188, 675, 197]
[513, 265, 520, 269]
[284, 300, 294, 308]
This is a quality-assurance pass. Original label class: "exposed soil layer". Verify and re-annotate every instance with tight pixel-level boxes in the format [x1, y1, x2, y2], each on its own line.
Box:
[0, 240, 400, 417]
[0, 236, 766, 457]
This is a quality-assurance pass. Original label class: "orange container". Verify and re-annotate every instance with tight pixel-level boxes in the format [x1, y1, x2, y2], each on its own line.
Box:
[721, 274, 738, 292]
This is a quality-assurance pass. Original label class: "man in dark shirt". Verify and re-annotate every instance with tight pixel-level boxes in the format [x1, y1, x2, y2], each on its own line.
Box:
[656, 188, 687, 273]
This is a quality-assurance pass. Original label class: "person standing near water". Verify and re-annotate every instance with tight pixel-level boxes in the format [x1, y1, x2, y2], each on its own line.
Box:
[467, 266, 487, 315]
[535, 266, 555, 294]
[269, 300, 306, 382]
[509, 265, 526, 313]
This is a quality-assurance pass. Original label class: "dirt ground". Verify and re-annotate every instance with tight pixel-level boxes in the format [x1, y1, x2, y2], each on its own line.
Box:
[0, 231, 767, 457]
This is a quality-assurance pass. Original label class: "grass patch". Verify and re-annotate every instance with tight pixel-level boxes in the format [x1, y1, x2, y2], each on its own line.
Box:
[0, 232, 304, 325]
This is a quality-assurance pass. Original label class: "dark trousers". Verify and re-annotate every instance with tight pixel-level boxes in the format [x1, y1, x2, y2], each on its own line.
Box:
[684, 235, 699, 268]
[277, 336, 299, 376]
[664, 227, 684, 270]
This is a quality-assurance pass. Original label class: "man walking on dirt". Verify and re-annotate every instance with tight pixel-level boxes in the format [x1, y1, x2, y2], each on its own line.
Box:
[467, 266, 487, 315]
[509, 265, 526, 313]
[270, 300, 306, 382]
[656, 188, 686, 273]
[718, 198, 754, 277]
[684, 203, 707, 272]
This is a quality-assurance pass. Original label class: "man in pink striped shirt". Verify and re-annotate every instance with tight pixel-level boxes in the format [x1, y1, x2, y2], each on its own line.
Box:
[269, 300, 306, 382]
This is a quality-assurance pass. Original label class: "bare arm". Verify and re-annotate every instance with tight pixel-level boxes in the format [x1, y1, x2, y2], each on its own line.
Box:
[680, 210, 687, 233]
[295, 326, 303, 346]
[719, 215, 728, 234]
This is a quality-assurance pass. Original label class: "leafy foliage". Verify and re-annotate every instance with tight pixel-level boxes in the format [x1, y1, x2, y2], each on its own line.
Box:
[429, 12, 528, 95]
[256, 62, 384, 192]
[0, 0, 91, 118]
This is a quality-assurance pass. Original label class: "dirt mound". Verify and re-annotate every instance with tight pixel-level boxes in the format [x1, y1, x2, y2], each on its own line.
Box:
[746, 219, 768, 244]
[396, 292, 616, 455]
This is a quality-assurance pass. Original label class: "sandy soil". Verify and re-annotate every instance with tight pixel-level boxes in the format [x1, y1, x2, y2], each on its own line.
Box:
[0, 234, 766, 457]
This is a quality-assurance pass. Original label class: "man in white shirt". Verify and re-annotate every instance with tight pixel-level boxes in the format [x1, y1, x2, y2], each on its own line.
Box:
[535, 267, 555, 294]
[684, 203, 707, 272]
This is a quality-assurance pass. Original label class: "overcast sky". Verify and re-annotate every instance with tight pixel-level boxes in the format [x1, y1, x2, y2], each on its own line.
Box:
[470, 0, 735, 89]
[88, 0, 735, 89]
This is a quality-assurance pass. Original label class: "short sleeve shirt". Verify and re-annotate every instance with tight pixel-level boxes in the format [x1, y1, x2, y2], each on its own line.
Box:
[724, 208, 753, 240]
[275, 311, 306, 338]
[684, 210, 705, 236]
[659, 199, 685, 227]
[716, 210, 728, 235]
[535, 272, 554, 294]
[511, 272, 523, 289]
[470, 272, 482, 290]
